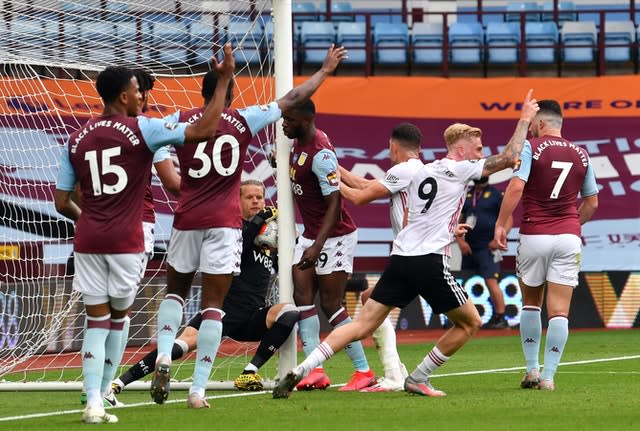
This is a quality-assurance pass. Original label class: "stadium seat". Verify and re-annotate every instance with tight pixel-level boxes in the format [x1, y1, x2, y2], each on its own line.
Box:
[293, 2, 319, 23]
[486, 22, 521, 64]
[78, 22, 119, 65]
[8, 18, 46, 61]
[189, 20, 216, 66]
[300, 22, 336, 64]
[561, 21, 596, 63]
[60, 21, 84, 66]
[337, 22, 367, 64]
[151, 21, 190, 66]
[227, 20, 264, 65]
[329, 2, 354, 22]
[373, 22, 409, 64]
[411, 22, 444, 65]
[603, 20, 636, 63]
[115, 21, 154, 66]
[62, 1, 101, 22]
[541, 1, 577, 24]
[448, 22, 484, 64]
[525, 22, 559, 63]
[505, 2, 541, 23]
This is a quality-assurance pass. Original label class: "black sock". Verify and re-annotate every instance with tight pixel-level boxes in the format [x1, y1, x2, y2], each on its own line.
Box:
[118, 342, 186, 386]
[249, 310, 299, 369]
[242, 370, 255, 375]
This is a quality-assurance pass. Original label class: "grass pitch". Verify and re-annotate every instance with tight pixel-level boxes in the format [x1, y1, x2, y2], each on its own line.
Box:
[1, 330, 638, 431]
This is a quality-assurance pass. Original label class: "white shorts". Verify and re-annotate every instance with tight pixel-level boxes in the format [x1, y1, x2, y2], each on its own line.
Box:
[167, 227, 242, 275]
[516, 234, 582, 287]
[294, 230, 357, 275]
[73, 252, 146, 301]
[143, 221, 155, 257]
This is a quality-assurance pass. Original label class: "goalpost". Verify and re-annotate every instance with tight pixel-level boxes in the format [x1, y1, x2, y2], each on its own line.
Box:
[0, 0, 295, 391]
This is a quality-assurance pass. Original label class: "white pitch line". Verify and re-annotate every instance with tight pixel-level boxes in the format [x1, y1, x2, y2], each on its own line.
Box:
[430, 354, 640, 379]
[0, 390, 265, 423]
[1, 354, 639, 423]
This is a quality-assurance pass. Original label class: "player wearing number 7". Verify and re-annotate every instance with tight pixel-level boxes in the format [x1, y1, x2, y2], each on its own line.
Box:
[151, 45, 348, 408]
[493, 100, 598, 392]
[273, 89, 540, 399]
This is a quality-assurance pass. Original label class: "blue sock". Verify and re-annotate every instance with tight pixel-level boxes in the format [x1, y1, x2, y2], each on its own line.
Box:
[156, 294, 184, 360]
[520, 306, 542, 372]
[329, 308, 369, 372]
[101, 317, 127, 395]
[119, 316, 130, 357]
[542, 316, 569, 381]
[82, 316, 110, 409]
[298, 306, 321, 358]
[191, 308, 223, 397]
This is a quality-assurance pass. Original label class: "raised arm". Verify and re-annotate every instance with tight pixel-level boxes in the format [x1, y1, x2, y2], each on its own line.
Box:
[276, 45, 347, 112]
[482, 89, 539, 177]
[183, 43, 235, 144]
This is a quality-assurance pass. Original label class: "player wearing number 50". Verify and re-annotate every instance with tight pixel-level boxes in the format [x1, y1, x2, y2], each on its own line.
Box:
[151, 45, 348, 408]
[493, 100, 598, 392]
[53, 45, 235, 424]
[273, 89, 540, 399]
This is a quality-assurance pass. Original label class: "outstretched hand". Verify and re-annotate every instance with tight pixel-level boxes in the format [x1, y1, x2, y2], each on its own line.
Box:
[520, 89, 539, 123]
[321, 44, 348, 74]
[212, 43, 235, 79]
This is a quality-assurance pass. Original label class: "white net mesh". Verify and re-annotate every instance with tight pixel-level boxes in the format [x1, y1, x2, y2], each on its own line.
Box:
[0, 0, 280, 387]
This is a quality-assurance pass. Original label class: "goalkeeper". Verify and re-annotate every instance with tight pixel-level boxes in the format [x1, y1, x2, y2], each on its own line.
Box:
[111, 180, 299, 397]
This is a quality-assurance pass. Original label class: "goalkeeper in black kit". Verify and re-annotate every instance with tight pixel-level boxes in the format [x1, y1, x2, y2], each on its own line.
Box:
[110, 180, 299, 399]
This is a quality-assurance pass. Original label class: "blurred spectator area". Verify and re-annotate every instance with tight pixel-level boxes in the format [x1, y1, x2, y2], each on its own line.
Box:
[0, 1, 638, 77]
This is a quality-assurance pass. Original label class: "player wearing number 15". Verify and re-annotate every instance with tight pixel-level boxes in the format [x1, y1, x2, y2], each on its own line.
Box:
[494, 100, 598, 391]
[273, 89, 540, 399]
[151, 45, 348, 408]
[53, 45, 235, 424]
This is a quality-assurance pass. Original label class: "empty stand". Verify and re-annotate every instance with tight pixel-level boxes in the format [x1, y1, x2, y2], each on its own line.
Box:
[525, 21, 559, 63]
[561, 21, 597, 63]
[603, 20, 636, 63]
[337, 22, 367, 64]
[449, 22, 484, 64]
[412, 22, 444, 65]
[373, 22, 409, 64]
[300, 22, 336, 64]
[486, 22, 521, 64]
[227, 20, 263, 65]
[505, 2, 541, 22]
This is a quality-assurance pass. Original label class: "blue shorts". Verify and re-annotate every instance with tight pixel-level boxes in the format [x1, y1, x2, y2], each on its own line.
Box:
[461, 247, 500, 279]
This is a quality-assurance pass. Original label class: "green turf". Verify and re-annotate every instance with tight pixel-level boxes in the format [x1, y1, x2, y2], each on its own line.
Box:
[1, 330, 638, 431]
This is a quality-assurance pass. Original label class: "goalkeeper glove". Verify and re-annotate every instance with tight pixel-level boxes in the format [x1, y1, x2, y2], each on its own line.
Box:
[251, 206, 278, 226]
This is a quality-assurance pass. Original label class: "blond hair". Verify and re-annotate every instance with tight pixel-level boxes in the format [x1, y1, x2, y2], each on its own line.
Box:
[443, 123, 482, 149]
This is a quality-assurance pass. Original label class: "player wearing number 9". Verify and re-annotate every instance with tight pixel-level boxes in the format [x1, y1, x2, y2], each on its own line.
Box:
[273, 89, 541, 399]
[53, 45, 235, 424]
[494, 100, 598, 391]
[152, 46, 348, 407]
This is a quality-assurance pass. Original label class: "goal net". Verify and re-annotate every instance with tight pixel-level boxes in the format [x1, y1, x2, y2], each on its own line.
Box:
[0, 0, 294, 391]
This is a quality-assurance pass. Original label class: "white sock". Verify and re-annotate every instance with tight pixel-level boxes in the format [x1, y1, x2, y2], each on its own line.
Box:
[412, 346, 449, 380]
[295, 342, 334, 376]
[372, 317, 403, 381]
